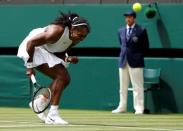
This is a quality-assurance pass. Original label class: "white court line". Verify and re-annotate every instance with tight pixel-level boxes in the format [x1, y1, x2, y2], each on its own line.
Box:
[0, 123, 182, 131]
[0, 120, 32, 124]
[0, 120, 15, 123]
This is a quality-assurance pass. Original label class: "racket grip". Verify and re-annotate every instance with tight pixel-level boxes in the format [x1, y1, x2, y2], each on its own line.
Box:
[65, 53, 69, 58]
[31, 74, 37, 84]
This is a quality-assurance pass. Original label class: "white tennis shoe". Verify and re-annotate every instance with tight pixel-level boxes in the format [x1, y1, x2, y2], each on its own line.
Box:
[45, 111, 68, 125]
[135, 110, 144, 115]
[112, 108, 126, 114]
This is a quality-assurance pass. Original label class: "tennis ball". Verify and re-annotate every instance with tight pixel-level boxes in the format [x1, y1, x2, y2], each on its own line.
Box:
[132, 2, 142, 12]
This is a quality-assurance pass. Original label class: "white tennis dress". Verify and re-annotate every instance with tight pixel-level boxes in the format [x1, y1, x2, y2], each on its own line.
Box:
[17, 26, 72, 68]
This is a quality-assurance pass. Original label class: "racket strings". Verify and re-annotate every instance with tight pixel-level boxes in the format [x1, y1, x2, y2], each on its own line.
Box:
[35, 88, 50, 100]
[32, 88, 51, 113]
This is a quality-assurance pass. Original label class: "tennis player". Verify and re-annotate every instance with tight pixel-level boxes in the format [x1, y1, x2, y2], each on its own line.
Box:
[17, 12, 90, 124]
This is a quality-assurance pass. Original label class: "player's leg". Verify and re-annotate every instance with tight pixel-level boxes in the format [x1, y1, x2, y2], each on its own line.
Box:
[112, 65, 130, 113]
[129, 66, 144, 114]
[36, 63, 70, 104]
[35, 63, 70, 124]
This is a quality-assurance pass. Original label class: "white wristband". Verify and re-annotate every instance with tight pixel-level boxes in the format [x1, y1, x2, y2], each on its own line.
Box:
[26, 62, 33, 68]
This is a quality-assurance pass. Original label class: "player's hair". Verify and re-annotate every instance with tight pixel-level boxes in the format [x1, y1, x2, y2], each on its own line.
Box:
[52, 12, 90, 33]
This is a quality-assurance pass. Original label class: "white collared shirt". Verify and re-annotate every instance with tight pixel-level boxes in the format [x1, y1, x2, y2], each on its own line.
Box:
[126, 23, 135, 35]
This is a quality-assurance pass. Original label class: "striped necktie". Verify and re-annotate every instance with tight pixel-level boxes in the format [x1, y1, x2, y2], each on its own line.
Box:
[127, 28, 132, 40]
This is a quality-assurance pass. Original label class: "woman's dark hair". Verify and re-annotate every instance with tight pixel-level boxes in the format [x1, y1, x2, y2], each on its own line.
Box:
[52, 12, 90, 33]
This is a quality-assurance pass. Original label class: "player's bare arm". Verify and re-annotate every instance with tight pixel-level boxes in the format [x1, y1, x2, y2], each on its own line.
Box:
[26, 25, 64, 62]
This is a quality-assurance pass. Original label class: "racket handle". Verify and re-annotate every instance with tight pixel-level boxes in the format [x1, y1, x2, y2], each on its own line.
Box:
[65, 53, 69, 58]
[31, 74, 37, 84]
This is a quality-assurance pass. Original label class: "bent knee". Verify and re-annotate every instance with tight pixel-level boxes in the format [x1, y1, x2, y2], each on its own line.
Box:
[63, 73, 71, 86]
[56, 73, 71, 87]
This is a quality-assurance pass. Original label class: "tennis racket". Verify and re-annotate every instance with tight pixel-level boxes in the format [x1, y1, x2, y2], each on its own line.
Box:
[30, 74, 51, 114]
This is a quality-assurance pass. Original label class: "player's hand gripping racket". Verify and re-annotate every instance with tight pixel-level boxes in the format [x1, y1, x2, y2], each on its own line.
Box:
[30, 74, 51, 114]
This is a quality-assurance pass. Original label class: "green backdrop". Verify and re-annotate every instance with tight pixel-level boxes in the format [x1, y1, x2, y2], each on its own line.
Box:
[0, 4, 182, 48]
[0, 56, 183, 113]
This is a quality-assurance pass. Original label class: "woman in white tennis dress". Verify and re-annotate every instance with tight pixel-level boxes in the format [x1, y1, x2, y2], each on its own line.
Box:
[17, 12, 90, 125]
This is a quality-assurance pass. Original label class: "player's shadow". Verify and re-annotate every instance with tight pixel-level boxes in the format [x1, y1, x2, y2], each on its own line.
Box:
[156, 18, 171, 48]
[151, 78, 178, 113]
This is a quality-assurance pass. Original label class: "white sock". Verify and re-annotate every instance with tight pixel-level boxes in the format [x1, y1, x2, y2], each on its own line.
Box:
[49, 105, 59, 115]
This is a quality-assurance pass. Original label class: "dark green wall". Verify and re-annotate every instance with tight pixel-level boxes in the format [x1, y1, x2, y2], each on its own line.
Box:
[0, 4, 182, 48]
[0, 56, 29, 107]
[64, 57, 183, 113]
[0, 56, 183, 113]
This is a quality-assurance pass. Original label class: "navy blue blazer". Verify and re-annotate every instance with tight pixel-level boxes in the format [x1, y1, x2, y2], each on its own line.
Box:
[118, 24, 149, 68]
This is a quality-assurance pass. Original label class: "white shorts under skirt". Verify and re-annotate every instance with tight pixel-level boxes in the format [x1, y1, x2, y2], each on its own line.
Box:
[17, 47, 68, 68]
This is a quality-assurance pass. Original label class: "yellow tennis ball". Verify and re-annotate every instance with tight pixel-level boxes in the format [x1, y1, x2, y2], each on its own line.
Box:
[132, 2, 142, 12]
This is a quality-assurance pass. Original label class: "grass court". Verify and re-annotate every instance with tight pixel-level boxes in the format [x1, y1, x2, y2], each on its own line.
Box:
[0, 107, 182, 131]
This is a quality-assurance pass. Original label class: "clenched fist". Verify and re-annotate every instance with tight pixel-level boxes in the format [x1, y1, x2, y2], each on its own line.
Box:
[66, 56, 79, 64]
